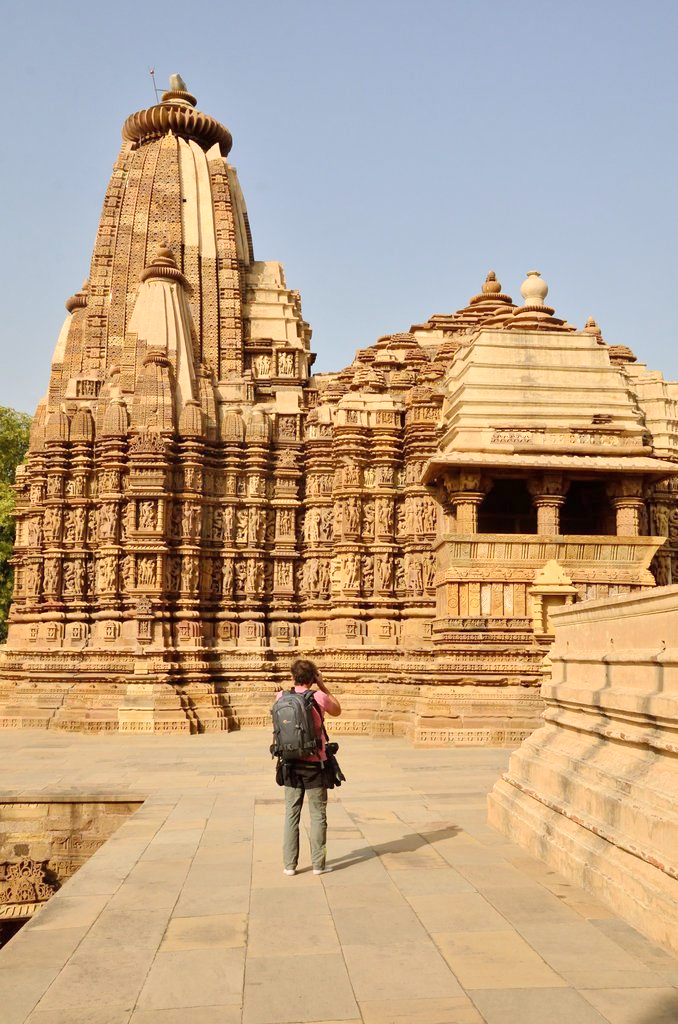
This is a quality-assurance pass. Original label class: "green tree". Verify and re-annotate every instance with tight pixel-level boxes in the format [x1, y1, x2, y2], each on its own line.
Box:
[0, 408, 32, 640]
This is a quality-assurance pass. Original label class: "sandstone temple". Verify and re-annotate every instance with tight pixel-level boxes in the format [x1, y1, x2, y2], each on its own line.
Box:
[1, 79, 677, 738]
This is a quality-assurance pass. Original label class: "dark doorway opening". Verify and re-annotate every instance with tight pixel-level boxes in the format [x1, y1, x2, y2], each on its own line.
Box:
[560, 480, 615, 535]
[478, 479, 537, 534]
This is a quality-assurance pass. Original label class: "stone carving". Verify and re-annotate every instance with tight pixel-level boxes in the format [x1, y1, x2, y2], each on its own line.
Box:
[137, 556, 156, 588]
[277, 352, 294, 376]
[253, 354, 271, 377]
[3, 84, 677, 745]
[138, 501, 157, 531]
[0, 860, 57, 908]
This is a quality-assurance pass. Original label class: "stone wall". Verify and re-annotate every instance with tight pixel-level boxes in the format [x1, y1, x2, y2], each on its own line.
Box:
[487, 585, 678, 956]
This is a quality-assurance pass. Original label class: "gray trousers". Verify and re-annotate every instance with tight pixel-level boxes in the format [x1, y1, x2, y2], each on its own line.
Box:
[283, 770, 327, 871]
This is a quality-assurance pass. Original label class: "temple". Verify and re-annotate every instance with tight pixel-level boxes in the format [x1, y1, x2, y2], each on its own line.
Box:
[1, 82, 677, 738]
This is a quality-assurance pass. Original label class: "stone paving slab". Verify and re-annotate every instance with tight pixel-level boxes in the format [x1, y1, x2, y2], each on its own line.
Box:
[0, 730, 673, 1024]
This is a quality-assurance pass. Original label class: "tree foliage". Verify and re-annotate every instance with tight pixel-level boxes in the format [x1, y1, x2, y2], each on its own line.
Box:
[0, 408, 32, 640]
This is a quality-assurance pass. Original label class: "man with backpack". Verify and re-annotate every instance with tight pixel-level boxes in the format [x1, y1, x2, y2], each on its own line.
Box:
[272, 659, 342, 876]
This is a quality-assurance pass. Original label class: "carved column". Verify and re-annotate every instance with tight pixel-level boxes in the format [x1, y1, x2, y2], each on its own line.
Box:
[453, 492, 486, 534]
[610, 478, 645, 537]
[328, 405, 370, 646]
[269, 412, 302, 649]
[529, 474, 567, 536]
[299, 407, 334, 649]
[400, 391, 441, 646]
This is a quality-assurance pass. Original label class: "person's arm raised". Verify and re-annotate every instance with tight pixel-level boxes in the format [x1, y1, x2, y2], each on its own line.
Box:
[315, 670, 341, 716]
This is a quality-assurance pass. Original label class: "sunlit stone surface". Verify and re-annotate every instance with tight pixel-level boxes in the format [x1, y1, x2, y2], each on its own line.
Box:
[488, 585, 678, 956]
[1, 81, 678, 739]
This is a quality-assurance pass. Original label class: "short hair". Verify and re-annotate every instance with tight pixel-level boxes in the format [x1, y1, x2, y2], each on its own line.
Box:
[291, 659, 317, 686]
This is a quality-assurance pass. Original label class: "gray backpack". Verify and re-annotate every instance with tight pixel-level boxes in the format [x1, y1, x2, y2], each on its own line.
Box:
[271, 689, 319, 761]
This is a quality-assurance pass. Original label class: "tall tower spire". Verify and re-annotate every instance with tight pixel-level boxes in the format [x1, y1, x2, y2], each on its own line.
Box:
[0, 82, 314, 732]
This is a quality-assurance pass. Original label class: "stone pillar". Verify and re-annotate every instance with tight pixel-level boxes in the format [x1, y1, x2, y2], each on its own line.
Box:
[529, 474, 566, 536]
[610, 478, 645, 537]
[453, 492, 486, 534]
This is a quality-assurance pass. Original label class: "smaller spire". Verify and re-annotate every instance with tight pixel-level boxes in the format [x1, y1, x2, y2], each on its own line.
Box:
[65, 280, 89, 313]
[583, 316, 606, 344]
[140, 246, 190, 290]
[482, 271, 502, 295]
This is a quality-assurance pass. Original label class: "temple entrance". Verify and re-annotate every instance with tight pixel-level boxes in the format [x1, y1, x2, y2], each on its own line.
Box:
[560, 480, 615, 535]
[478, 479, 537, 534]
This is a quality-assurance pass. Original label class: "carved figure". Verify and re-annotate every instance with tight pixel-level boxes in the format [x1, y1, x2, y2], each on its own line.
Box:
[319, 508, 333, 541]
[97, 557, 117, 592]
[235, 560, 247, 591]
[70, 507, 85, 543]
[254, 354, 271, 377]
[27, 518, 42, 547]
[139, 501, 156, 531]
[304, 508, 319, 543]
[63, 509, 76, 543]
[222, 505, 235, 541]
[43, 507, 60, 541]
[376, 498, 394, 534]
[99, 504, 117, 540]
[407, 555, 424, 593]
[276, 562, 292, 588]
[137, 556, 156, 588]
[345, 554, 360, 590]
[221, 557, 234, 595]
[25, 562, 42, 597]
[122, 555, 135, 592]
[318, 559, 330, 594]
[167, 557, 181, 593]
[362, 555, 374, 593]
[236, 509, 248, 544]
[43, 559, 60, 593]
[181, 557, 199, 593]
[362, 501, 375, 537]
[345, 497, 360, 534]
[377, 554, 392, 590]
[278, 352, 294, 376]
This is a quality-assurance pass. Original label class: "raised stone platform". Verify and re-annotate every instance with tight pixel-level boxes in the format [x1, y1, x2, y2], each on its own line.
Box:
[0, 730, 677, 1024]
[488, 585, 678, 960]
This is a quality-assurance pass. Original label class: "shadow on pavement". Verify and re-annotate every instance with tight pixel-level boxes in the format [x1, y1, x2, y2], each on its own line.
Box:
[329, 824, 462, 871]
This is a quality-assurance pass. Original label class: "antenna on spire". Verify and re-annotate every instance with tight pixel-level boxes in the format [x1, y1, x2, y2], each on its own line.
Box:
[149, 67, 161, 103]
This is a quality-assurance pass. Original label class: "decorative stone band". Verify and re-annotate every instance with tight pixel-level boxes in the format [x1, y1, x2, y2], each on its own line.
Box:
[122, 101, 232, 154]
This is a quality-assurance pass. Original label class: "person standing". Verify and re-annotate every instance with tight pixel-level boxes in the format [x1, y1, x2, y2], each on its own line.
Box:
[275, 659, 341, 875]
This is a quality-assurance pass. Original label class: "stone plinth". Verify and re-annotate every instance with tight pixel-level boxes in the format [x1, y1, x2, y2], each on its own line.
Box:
[488, 585, 678, 956]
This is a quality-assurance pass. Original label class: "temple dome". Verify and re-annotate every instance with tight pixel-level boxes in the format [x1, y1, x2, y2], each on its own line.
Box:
[122, 78, 233, 155]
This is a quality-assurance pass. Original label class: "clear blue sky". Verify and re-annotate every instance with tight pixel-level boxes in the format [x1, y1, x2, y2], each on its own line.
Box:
[2, 0, 677, 414]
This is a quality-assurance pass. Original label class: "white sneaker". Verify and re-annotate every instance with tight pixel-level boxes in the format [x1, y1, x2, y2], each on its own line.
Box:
[283, 868, 296, 876]
[313, 866, 333, 875]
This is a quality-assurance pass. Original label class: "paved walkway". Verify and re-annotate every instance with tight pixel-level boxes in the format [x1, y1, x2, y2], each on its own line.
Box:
[1, 731, 677, 1024]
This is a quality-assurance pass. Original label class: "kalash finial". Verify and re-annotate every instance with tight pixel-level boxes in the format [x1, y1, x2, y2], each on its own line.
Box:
[482, 271, 502, 295]
[520, 270, 549, 307]
[169, 73, 188, 92]
[161, 72, 197, 108]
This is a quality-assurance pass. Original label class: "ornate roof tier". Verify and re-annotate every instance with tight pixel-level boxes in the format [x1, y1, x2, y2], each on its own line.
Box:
[422, 451, 678, 485]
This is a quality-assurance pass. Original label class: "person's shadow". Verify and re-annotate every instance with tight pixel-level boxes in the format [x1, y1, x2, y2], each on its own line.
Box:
[634, 993, 678, 1023]
[325, 825, 462, 871]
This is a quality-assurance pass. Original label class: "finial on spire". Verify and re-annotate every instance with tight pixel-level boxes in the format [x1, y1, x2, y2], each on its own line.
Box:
[584, 316, 605, 344]
[482, 271, 502, 295]
[169, 73, 189, 92]
[520, 270, 549, 307]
